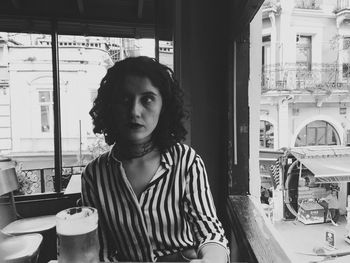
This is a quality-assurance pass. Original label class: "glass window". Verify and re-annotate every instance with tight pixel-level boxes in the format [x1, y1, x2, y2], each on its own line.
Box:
[0, 33, 55, 195]
[342, 37, 350, 78]
[296, 35, 312, 71]
[295, 121, 340, 147]
[0, 32, 173, 196]
[39, 91, 52, 133]
[260, 120, 274, 149]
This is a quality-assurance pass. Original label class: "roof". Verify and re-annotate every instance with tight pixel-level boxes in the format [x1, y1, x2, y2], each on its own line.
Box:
[288, 146, 350, 183]
[0, 0, 173, 39]
[0, 0, 265, 40]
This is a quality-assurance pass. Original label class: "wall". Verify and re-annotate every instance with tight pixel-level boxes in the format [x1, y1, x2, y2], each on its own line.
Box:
[6, 46, 109, 159]
[176, 0, 231, 216]
[250, 8, 263, 199]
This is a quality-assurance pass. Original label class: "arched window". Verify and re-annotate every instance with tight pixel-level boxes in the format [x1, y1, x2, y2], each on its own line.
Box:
[260, 120, 274, 149]
[295, 120, 340, 147]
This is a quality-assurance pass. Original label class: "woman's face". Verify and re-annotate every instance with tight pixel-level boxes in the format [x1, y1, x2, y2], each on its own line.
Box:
[112, 75, 163, 144]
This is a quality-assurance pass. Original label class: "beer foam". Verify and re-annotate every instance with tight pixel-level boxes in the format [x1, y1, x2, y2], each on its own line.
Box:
[56, 207, 98, 236]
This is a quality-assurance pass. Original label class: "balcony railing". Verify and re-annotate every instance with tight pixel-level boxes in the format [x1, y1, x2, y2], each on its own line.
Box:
[262, 63, 350, 93]
[295, 0, 322, 9]
[15, 165, 85, 195]
[336, 0, 350, 12]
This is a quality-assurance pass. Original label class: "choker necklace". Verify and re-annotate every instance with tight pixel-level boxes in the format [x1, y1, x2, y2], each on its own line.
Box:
[117, 140, 155, 159]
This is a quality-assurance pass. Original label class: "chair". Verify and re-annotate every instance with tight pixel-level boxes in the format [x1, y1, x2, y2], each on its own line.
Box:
[0, 168, 56, 236]
[0, 233, 43, 263]
[0, 168, 56, 262]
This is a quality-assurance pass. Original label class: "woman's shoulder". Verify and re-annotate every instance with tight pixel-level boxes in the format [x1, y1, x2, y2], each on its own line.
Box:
[83, 151, 110, 173]
[165, 143, 202, 166]
[168, 142, 197, 155]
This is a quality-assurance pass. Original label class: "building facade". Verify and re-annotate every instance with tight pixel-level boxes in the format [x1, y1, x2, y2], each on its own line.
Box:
[261, 0, 350, 219]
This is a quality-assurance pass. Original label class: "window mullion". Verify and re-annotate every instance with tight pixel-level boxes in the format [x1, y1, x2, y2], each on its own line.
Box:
[51, 20, 63, 193]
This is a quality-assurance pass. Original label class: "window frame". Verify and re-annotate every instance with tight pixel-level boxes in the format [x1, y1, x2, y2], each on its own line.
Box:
[295, 120, 340, 147]
[296, 35, 312, 71]
[0, 21, 161, 199]
[260, 120, 274, 149]
[38, 90, 54, 134]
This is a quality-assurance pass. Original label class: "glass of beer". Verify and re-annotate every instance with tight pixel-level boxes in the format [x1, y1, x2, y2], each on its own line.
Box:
[56, 207, 99, 263]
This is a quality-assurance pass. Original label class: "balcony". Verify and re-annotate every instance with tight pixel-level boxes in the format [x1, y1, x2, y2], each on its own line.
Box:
[14, 165, 84, 195]
[335, 0, 350, 27]
[335, 0, 350, 13]
[295, 0, 322, 10]
[262, 0, 281, 17]
[261, 63, 350, 93]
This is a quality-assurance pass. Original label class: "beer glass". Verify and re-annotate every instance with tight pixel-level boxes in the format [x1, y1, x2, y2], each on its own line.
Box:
[56, 207, 99, 263]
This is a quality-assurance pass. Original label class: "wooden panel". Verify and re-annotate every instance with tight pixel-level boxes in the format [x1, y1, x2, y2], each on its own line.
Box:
[176, 0, 230, 219]
[227, 195, 292, 263]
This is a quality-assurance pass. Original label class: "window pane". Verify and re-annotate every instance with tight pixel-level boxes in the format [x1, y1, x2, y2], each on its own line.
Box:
[296, 121, 340, 147]
[296, 35, 312, 70]
[159, 41, 174, 70]
[41, 105, 50, 132]
[39, 91, 51, 103]
[316, 127, 326, 145]
[306, 127, 316, 145]
[58, 35, 158, 191]
[295, 127, 306, 147]
[327, 124, 339, 145]
[260, 120, 274, 149]
[0, 32, 54, 195]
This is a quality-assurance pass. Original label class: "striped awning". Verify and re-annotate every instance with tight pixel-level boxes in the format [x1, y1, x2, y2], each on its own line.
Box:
[289, 146, 350, 183]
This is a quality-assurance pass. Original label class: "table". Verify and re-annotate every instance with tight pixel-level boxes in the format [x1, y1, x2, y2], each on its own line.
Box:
[49, 261, 187, 263]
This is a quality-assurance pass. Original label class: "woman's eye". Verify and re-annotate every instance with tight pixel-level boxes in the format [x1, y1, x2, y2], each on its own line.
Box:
[142, 96, 154, 104]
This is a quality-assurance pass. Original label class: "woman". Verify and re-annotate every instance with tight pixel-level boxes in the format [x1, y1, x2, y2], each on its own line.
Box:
[82, 56, 229, 262]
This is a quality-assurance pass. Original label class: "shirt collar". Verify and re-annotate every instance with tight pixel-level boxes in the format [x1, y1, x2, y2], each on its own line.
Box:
[160, 149, 173, 169]
[107, 143, 174, 169]
[107, 143, 121, 164]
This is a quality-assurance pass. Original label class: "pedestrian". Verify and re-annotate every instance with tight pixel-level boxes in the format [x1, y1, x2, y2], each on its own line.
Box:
[320, 188, 340, 226]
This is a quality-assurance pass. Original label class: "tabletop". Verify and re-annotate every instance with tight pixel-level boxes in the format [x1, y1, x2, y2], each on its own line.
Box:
[49, 261, 187, 263]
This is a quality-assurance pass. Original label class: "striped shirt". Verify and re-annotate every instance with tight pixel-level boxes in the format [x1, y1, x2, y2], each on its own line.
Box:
[81, 143, 228, 262]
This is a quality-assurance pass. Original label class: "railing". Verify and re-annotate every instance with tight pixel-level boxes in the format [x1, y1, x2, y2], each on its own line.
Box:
[295, 0, 322, 9]
[336, 0, 350, 11]
[15, 165, 85, 195]
[262, 63, 350, 93]
[227, 196, 292, 262]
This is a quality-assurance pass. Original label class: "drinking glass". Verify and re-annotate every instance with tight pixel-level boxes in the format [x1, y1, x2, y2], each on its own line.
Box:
[56, 207, 99, 263]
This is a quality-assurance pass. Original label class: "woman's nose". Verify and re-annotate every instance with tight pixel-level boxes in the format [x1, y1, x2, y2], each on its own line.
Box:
[130, 99, 142, 117]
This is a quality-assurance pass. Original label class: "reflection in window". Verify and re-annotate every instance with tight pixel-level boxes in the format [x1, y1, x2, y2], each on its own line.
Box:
[260, 120, 274, 149]
[295, 120, 340, 146]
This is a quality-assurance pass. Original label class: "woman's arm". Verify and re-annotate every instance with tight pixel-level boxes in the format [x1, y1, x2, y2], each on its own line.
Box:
[184, 155, 230, 263]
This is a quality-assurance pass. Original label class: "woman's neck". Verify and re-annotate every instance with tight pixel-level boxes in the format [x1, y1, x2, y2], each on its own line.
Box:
[117, 139, 155, 160]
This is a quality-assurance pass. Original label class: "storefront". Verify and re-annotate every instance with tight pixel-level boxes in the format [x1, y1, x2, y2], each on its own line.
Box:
[275, 146, 350, 224]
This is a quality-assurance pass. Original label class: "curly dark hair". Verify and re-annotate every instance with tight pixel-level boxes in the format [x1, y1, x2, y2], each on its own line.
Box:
[89, 56, 188, 152]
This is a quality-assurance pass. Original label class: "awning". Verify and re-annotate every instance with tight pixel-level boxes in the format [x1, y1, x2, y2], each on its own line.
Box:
[289, 146, 350, 183]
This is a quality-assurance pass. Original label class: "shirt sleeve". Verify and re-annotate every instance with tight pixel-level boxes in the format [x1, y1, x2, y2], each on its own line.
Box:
[81, 164, 118, 262]
[184, 155, 229, 257]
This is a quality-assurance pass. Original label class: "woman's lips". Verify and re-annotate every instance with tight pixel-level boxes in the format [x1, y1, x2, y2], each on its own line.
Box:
[127, 123, 143, 129]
